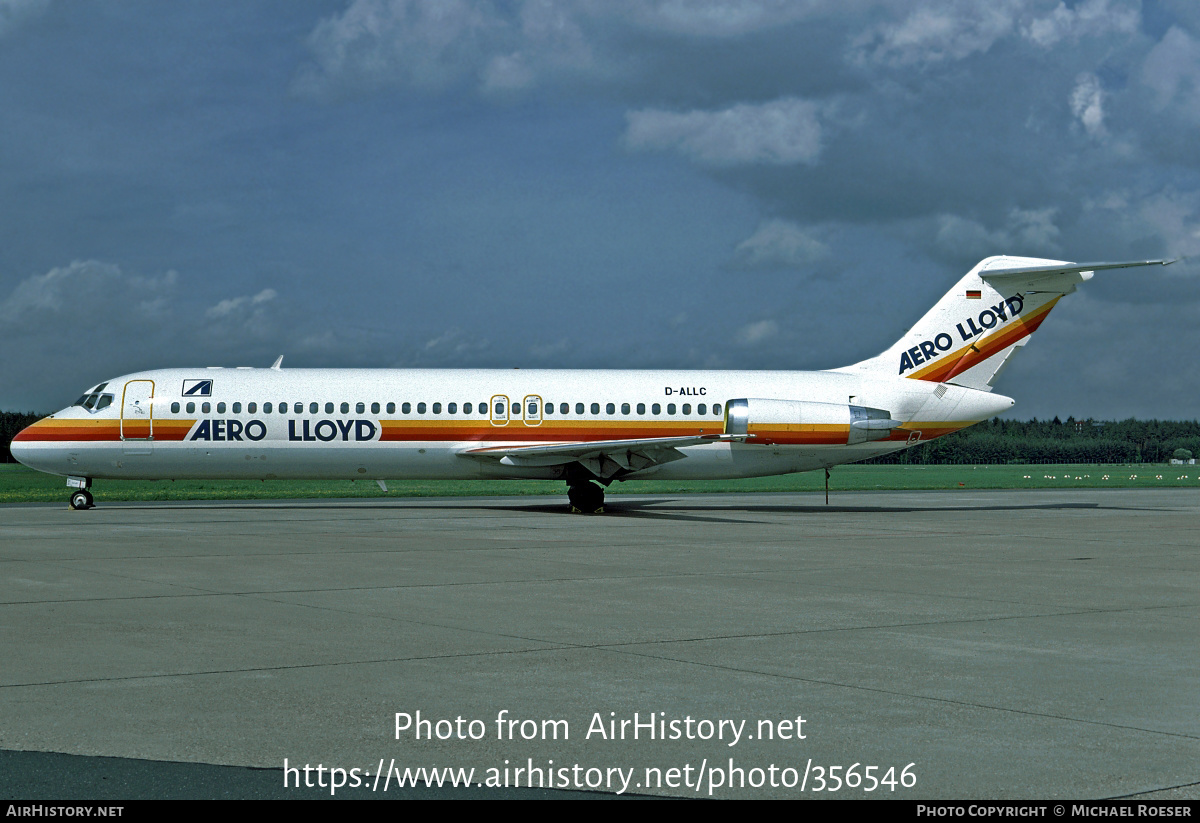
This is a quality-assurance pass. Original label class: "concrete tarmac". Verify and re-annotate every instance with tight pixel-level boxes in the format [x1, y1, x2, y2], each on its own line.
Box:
[1, 490, 1197, 800]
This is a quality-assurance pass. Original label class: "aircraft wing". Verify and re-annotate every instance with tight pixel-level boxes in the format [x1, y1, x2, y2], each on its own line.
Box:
[459, 434, 744, 478]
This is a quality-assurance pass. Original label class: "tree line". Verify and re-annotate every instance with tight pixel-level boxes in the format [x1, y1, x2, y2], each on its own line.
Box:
[2, 411, 42, 463]
[3, 410, 1198, 465]
[864, 417, 1200, 465]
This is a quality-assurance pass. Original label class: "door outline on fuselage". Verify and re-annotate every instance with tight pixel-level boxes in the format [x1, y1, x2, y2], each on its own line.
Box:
[522, 395, 542, 427]
[121, 379, 155, 453]
[490, 395, 510, 426]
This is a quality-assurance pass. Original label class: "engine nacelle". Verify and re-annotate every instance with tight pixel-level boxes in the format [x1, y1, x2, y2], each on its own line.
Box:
[724, 399, 901, 446]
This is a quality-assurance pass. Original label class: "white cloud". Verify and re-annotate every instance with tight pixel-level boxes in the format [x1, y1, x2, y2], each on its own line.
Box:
[617, 0, 829, 38]
[851, 0, 1139, 67]
[935, 207, 1061, 259]
[735, 318, 779, 346]
[850, 1, 1022, 67]
[298, 0, 598, 96]
[730, 219, 829, 269]
[624, 97, 823, 166]
[1070, 72, 1106, 138]
[205, 288, 278, 320]
[1140, 26, 1200, 121]
[297, 1, 835, 96]
[0, 260, 177, 327]
[1134, 190, 1200, 262]
[1022, 0, 1139, 48]
[0, 0, 50, 39]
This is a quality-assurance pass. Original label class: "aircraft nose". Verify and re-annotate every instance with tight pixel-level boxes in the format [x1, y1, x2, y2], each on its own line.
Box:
[10, 419, 51, 470]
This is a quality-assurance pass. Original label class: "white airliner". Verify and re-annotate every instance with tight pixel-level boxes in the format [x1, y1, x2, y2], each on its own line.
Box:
[11, 256, 1168, 511]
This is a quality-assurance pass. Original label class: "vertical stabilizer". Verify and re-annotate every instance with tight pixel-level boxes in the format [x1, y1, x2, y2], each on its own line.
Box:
[835, 256, 1169, 392]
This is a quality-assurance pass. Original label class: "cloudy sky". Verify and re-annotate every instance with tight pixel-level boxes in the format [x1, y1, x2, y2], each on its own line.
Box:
[2, 0, 1198, 419]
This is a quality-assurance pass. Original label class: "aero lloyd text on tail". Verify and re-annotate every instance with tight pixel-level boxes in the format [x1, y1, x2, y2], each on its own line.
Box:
[11, 256, 1171, 512]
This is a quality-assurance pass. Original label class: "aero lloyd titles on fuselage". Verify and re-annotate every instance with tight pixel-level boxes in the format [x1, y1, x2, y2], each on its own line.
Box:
[188, 419, 378, 442]
[898, 293, 1025, 375]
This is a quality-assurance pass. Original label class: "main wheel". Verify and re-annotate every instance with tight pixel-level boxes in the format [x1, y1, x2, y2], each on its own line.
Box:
[69, 490, 93, 510]
[567, 482, 605, 514]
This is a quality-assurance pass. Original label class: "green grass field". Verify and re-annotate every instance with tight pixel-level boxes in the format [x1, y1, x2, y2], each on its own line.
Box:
[1, 462, 1196, 504]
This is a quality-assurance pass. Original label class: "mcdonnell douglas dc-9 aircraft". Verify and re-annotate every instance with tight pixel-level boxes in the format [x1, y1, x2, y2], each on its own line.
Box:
[12, 256, 1169, 512]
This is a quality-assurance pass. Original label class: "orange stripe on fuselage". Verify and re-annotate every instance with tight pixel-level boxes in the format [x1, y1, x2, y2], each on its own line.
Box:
[13, 417, 981, 447]
[13, 418, 197, 442]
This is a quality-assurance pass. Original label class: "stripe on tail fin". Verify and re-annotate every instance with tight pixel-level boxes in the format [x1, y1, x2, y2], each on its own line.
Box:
[835, 256, 1171, 392]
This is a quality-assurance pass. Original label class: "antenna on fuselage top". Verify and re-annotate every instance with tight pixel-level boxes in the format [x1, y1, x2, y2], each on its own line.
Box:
[270, 355, 284, 370]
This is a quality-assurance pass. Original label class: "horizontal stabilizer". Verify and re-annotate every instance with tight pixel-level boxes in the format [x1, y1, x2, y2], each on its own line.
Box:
[980, 259, 1172, 291]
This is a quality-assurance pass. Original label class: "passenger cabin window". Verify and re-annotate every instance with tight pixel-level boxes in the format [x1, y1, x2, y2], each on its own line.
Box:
[202, 402, 211, 414]
[561, 403, 569, 414]
[248, 403, 257, 414]
[371, 402, 380, 414]
[356, 402, 365, 414]
[171, 402, 180, 413]
[713, 403, 722, 415]
[698, 404, 706, 415]
[495, 402, 505, 416]
[402, 402, 411, 414]
[683, 404, 691, 415]
[463, 402, 472, 414]
[264, 402, 272, 413]
[590, 403, 600, 415]
[233, 402, 242, 414]
[417, 402, 427, 414]
[433, 402, 442, 414]
[217, 402, 227, 414]
[637, 403, 645, 415]
[667, 404, 676, 415]
[386, 402, 395, 414]
[325, 402, 334, 414]
[448, 402, 457, 414]
[621, 403, 630, 415]
[308, 402, 318, 414]
[294, 402, 303, 414]
[652, 403, 661, 415]
[576, 403, 584, 415]
[340, 402, 349, 414]
[187, 402, 196, 414]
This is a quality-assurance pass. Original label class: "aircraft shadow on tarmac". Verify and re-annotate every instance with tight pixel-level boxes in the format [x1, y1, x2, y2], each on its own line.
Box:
[89, 496, 1171, 528]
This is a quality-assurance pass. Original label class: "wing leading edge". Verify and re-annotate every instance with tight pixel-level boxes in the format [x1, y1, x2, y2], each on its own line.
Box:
[459, 434, 746, 479]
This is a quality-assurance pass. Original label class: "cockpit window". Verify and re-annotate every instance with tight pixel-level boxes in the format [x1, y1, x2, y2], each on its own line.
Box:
[74, 391, 114, 412]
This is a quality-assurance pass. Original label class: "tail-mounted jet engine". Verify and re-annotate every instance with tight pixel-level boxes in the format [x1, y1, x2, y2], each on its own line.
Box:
[724, 399, 901, 446]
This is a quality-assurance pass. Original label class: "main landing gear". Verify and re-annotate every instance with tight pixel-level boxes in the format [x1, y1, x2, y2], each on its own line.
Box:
[567, 480, 605, 514]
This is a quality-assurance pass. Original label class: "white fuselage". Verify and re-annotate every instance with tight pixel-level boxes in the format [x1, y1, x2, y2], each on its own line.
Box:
[12, 367, 1014, 483]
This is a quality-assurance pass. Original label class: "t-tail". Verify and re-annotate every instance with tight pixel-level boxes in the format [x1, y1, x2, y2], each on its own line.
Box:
[837, 256, 1171, 392]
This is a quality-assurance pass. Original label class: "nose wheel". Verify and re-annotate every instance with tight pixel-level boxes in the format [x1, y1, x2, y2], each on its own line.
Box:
[567, 481, 605, 514]
[69, 489, 94, 510]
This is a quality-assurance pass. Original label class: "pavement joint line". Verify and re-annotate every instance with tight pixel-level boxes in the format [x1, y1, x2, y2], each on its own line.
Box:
[585, 645, 1200, 743]
[0, 644, 578, 690]
[2, 567, 1193, 616]
[1110, 779, 1200, 799]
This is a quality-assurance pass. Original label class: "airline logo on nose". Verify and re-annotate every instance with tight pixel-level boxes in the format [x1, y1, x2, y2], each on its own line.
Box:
[183, 379, 213, 396]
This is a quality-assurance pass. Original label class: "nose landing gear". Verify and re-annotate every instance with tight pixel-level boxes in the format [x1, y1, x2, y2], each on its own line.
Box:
[67, 477, 94, 510]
